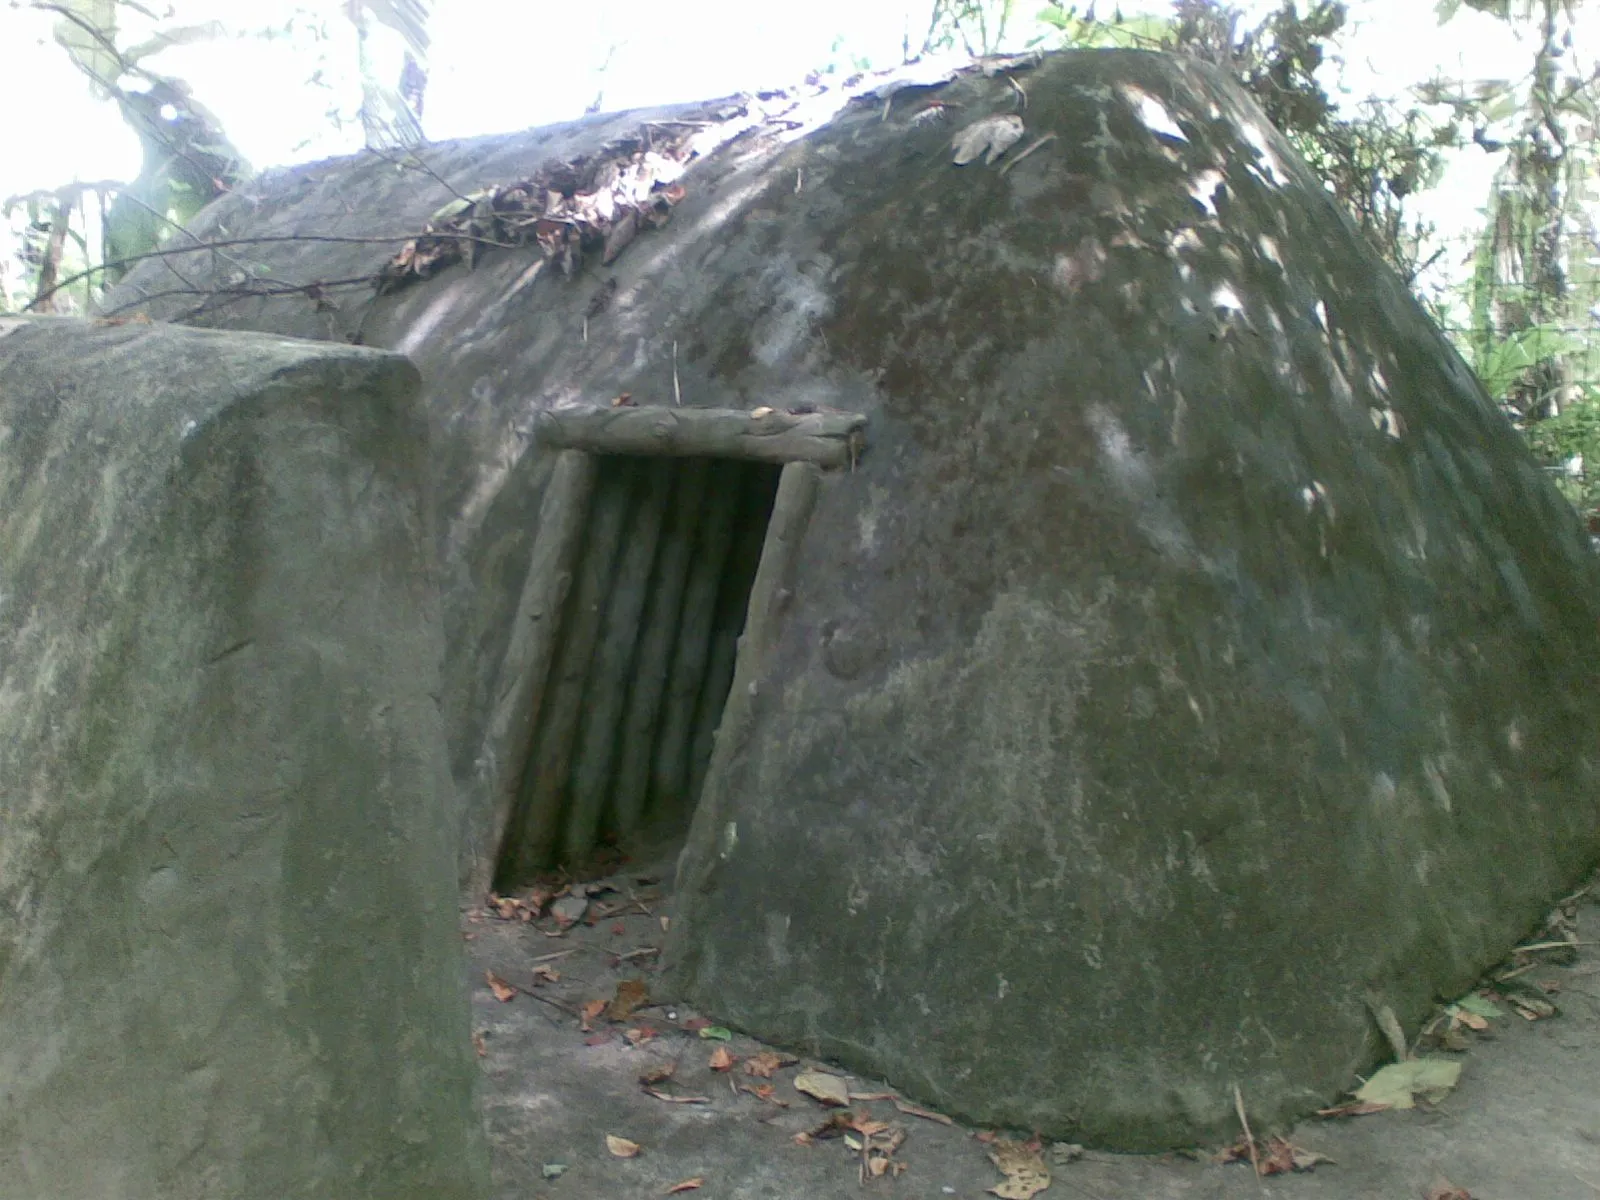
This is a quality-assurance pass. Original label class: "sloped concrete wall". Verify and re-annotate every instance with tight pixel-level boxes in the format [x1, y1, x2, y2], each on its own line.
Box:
[0, 318, 487, 1198]
[100, 48, 1600, 1147]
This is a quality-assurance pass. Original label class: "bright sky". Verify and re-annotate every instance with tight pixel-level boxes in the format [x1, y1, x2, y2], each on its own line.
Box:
[0, 0, 1581, 262]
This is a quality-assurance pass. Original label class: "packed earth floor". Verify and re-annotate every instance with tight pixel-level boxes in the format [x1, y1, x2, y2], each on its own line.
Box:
[464, 856, 1600, 1200]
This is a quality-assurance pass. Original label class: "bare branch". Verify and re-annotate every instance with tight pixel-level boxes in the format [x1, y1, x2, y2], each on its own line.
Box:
[27, 230, 517, 310]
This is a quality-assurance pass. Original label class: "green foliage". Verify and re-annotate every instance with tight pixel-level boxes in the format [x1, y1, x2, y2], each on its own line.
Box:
[1470, 322, 1584, 401]
[921, 0, 1023, 56]
[1036, 7, 1172, 48]
[1525, 391, 1600, 514]
[1034, 1, 1444, 282]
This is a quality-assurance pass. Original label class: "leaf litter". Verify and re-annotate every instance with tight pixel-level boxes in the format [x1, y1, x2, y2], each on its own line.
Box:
[794, 1070, 851, 1107]
[374, 124, 703, 295]
[606, 1134, 642, 1158]
[986, 1138, 1050, 1199]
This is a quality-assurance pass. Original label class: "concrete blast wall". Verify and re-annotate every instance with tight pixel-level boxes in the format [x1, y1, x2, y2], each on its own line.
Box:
[0, 318, 487, 1199]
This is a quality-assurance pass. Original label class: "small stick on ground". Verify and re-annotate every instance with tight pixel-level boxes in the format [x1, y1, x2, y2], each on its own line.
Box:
[614, 946, 660, 963]
[1003, 73, 1027, 111]
[517, 983, 580, 1018]
[999, 132, 1057, 177]
[1233, 1082, 1261, 1179]
[672, 340, 681, 406]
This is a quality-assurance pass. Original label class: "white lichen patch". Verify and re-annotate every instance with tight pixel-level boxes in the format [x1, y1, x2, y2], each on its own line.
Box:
[1121, 86, 1189, 143]
[1239, 119, 1287, 185]
[1210, 284, 1244, 314]
[1187, 169, 1226, 218]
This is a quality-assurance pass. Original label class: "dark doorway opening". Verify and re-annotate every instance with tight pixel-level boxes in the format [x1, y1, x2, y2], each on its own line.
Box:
[495, 454, 781, 887]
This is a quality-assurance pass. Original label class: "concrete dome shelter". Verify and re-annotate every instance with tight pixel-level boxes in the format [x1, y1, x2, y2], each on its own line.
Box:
[106, 48, 1600, 1147]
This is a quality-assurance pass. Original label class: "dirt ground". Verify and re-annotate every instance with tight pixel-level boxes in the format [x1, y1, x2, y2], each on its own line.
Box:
[464, 855, 1600, 1200]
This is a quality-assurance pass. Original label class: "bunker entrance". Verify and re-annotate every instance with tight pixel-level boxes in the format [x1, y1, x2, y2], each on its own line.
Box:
[494, 453, 781, 884]
[487, 403, 866, 892]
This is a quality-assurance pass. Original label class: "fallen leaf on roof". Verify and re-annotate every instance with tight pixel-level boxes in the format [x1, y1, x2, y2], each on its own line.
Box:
[795, 1070, 851, 1107]
[472, 1031, 487, 1057]
[895, 1098, 954, 1125]
[708, 1046, 737, 1072]
[744, 1050, 797, 1078]
[485, 971, 516, 1003]
[373, 127, 698, 295]
[1353, 1058, 1462, 1110]
[664, 1178, 704, 1194]
[987, 1139, 1051, 1199]
[532, 964, 560, 984]
[1424, 1174, 1473, 1200]
[952, 114, 1025, 166]
[624, 1026, 658, 1046]
[606, 1135, 642, 1158]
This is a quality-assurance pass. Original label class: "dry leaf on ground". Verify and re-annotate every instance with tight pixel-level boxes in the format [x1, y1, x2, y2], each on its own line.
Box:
[1220, 1136, 1331, 1175]
[744, 1050, 796, 1078]
[664, 1178, 704, 1194]
[741, 1082, 787, 1105]
[793, 1112, 855, 1144]
[1424, 1174, 1473, 1200]
[794, 1070, 851, 1107]
[606, 1134, 642, 1158]
[485, 971, 516, 1003]
[607, 978, 649, 1022]
[987, 1139, 1051, 1199]
[579, 998, 607, 1031]
[472, 1031, 487, 1057]
[1354, 1058, 1462, 1110]
[708, 1046, 737, 1072]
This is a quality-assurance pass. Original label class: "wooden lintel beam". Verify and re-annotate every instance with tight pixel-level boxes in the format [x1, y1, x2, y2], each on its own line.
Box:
[532, 404, 867, 468]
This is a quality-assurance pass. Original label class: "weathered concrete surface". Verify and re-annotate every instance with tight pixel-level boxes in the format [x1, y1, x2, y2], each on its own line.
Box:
[105, 48, 1600, 1147]
[0, 318, 488, 1197]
